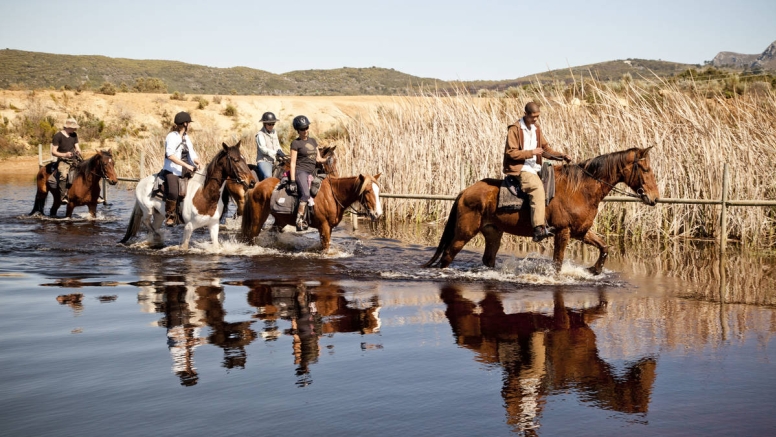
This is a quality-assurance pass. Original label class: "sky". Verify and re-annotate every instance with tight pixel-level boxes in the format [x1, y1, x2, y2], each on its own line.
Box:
[1, 0, 774, 81]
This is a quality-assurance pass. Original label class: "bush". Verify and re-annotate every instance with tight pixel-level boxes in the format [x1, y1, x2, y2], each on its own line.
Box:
[98, 82, 117, 96]
[212, 95, 222, 104]
[16, 114, 58, 146]
[194, 96, 209, 109]
[169, 91, 187, 101]
[223, 104, 237, 117]
[133, 77, 167, 93]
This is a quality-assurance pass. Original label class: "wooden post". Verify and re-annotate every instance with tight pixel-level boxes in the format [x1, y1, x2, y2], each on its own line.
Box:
[102, 178, 107, 204]
[38, 144, 43, 166]
[352, 211, 359, 230]
[459, 161, 466, 192]
[719, 163, 729, 252]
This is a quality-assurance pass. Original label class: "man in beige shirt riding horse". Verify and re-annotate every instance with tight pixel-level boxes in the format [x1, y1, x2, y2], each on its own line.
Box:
[503, 102, 571, 242]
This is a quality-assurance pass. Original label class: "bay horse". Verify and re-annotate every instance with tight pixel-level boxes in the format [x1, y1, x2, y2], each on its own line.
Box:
[29, 149, 118, 218]
[120, 141, 255, 250]
[424, 147, 659, 275]
[240, 173, 382, 251]
[220, 145, 339, 222]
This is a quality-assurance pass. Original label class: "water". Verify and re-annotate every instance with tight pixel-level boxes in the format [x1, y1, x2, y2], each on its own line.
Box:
[1, 176, 775, 436]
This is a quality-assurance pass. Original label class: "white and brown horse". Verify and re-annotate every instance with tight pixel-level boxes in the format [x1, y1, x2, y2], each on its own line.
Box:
[121, 142, 254, 249]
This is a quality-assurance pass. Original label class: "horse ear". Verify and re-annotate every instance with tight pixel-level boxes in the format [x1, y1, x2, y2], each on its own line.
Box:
[222, 142, 229, 151]
[373, 173, 381, 180]
[641, 146, 654, 159]
[235, 140, 242, 148]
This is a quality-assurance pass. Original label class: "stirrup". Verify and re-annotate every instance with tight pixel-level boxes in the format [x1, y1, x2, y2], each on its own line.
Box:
[295, 216, 307, 232]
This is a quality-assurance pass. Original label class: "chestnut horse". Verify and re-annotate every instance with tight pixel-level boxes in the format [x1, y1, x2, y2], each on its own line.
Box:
[221, 145, 339, 221]
[120, 142, 255, 250]
[29, 149, 118, 218]
[424, 147, 659, 275]
[240, 173, 382, 251]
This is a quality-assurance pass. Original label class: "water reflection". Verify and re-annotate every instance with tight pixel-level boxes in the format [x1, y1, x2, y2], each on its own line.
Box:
[440, 286, 656, 434]
[135, 269, 381, 387]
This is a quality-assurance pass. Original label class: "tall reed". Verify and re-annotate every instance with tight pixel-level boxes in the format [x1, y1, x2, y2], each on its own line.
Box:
[338, 81, 776, 247]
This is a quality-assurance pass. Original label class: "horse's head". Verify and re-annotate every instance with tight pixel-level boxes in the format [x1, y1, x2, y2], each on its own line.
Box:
[99, 149, 118, 185]
[623, 146, 659, 206]
[220, 141, 255, 189]
[320, 145, 338, 176]
[357, 173, 383, 220]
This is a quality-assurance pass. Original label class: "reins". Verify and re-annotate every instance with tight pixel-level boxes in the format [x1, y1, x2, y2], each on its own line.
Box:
[329, 177, 371, 217]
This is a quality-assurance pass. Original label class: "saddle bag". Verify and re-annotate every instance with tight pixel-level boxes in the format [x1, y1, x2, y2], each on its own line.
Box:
[270, 182, 297, 215]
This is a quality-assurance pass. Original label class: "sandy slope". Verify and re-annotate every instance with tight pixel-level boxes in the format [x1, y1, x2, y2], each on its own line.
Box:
[1, 90, 402, 176]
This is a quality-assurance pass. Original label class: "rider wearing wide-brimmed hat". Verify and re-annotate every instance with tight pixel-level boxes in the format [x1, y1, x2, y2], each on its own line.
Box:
[161, 111, 202, 226]
[255, 111, 286, 181]
[51, 117, 84, 202]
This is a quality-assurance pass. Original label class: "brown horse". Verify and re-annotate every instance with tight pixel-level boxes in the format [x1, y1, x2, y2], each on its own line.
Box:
[240, 172, 382, 251]
[221, 145, 339, 221]
[424, 147, 659, 274]
[30, 150, 119, 218]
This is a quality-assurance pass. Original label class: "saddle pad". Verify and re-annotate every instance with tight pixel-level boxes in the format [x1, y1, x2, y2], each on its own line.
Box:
[497, 179, 526, 211]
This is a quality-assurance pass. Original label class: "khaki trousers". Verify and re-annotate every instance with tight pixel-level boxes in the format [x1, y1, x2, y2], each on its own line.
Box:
[519, 171, 546, 228]
[57, 160, 72, 182]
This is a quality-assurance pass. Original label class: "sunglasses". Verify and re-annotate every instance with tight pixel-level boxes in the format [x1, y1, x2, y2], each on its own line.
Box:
[299, 127, 309, 131]
[264, 122, 276, 126]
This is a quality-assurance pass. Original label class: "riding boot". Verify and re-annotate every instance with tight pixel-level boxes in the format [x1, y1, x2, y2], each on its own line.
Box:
[165, 200, 177, 227]
[532, 225, 555, 242]
[295, 202, 308, 231]
[58, 180, 69, 202]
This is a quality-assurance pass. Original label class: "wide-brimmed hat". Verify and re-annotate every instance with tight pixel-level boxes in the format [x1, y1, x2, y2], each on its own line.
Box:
[64, 118, 80, 129]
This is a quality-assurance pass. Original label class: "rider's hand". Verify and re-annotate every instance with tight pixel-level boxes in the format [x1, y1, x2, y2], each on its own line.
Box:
[532, 148, 544, 156]
[287, 182, 297, 194]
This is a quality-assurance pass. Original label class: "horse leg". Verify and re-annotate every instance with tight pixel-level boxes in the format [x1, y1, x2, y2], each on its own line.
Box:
[319, 223, 332, 252]
[149, 211, 165, 248]
[49, 193, 61, 217]
[65, 201, 74, 219]
[88, 202, 97, 218]
[181, 223, 194, 250]
[209, 223, 220, 250]
[581, 230, 609, 275]
[481, 224, 503, 268]
[440, 212, 480, 268]
[552, 228, 571, 273]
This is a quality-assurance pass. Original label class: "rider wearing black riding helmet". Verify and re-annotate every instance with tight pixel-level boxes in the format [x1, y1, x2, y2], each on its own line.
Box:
[161, 111, 202, 226]
[255, 111, 286, 181]
[287, 115, 326, 231]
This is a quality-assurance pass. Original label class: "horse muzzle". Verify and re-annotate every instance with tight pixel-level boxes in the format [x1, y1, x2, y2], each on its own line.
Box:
[638, 189, 658, 206]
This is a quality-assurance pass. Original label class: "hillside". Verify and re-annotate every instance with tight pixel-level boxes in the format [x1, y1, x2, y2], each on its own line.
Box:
[464, 58, 700, 91]
[711, 40, 776, 70]
[0, 49, 448, 96]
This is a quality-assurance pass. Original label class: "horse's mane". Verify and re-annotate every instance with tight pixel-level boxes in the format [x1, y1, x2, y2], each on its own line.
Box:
[560, 148, 640, 193]
[77, 150, 110, 174]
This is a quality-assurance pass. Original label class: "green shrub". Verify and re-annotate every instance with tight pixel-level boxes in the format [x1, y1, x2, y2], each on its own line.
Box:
[194, 96, 209, 109]
[169, 91, 187, 101]
[16, 114, 58, 146]
[133, 77, 167, 93]
[98, 82, 117, 96]
[223, 104, 237, 117]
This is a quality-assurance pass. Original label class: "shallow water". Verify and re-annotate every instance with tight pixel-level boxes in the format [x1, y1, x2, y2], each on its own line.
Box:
[1, 177, 775, 436]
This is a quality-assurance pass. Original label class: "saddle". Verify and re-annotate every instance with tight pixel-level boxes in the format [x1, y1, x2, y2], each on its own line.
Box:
[45, 162, 79, 190]
[270, 170, 328, 218]
[150, 171, 190, 201]
[497, 162, 556, 211]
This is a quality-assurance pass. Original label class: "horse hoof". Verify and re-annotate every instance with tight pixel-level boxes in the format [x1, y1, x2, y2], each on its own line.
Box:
[587, 266, 603, 276]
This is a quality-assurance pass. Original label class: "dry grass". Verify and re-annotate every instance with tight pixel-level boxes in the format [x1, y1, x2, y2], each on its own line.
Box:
[336, 81, 776, 247]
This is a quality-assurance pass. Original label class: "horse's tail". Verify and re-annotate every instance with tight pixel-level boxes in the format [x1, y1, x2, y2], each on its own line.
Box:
[119, 202, 143, 244]
[422, 192, 463, 268]
[29, 166, 49, 216]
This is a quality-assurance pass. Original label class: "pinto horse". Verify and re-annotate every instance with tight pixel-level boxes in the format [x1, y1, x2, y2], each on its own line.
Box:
[120, 141, 255, 250]
[424, 147, 660, 275]
[221, 145, 339, 222]
[240, 173, 382, 251]
[30, 149, 118, 218]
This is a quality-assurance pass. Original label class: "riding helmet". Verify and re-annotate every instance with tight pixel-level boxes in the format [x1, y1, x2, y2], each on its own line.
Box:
[260, 112, 278, 124]
[292, 115, 310, 131]
[174, 111, 193, 125]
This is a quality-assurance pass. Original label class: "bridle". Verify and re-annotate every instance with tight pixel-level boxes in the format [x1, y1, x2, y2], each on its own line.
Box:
[195, 151, 251, 188]
[88, 153, 112, 180]
[330, 177, 375, 217]
[548, 151, 647, 200]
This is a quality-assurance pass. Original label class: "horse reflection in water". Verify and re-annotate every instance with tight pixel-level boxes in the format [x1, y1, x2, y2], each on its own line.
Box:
[440, 286, 656, 433]
[244, 280, 381, 387]
[135, 267, 380, 387]
[137, 275, 257, 386]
